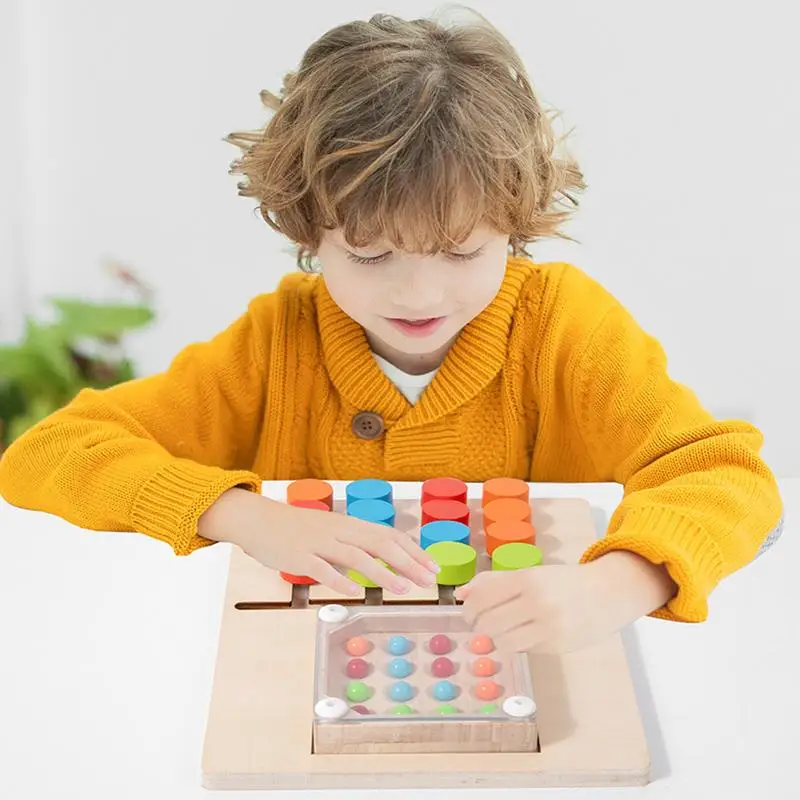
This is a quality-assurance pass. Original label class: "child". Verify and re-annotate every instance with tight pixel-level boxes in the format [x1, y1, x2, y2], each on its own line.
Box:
[0, 10, 783, 655]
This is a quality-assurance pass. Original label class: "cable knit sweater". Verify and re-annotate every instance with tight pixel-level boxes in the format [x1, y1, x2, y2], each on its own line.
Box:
[0, 257, 783, 623]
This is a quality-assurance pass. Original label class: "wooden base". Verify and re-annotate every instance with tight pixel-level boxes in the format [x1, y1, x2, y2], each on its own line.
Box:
[201, 483, 650, 790]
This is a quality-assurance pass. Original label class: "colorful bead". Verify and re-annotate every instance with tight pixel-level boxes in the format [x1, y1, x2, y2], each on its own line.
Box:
[387, 635, 411, 655]
[344, 636, 371, 657]
[469, 634, 494, 655]
[391, 704, 414, 715]
[429, 634, 452, 655]
[387, 657, 413, 678]
[475, 679, 501, 701]
[471, 657, 496, 677]
[432, 680, 457, 701]
[431, 656, 454, 678]
[479, 703, 498, 714]
[346, 658, 370, 679]
[437, 703, 458, 715]
[346, 681, 371, 702]
[389, 681, 414, 702]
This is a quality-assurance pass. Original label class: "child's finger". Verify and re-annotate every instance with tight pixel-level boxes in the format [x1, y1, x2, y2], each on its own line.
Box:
[494, 620, 547, 654]
[322, 542, 412, 593]
[365, 532, 439, 586]
[458, 572, 522, 625]
[304, 556, 363, 596]
[467, 595, 531, 639]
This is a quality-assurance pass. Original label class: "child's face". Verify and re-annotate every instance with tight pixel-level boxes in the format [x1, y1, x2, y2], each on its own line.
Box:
[317, 224, 510, 371]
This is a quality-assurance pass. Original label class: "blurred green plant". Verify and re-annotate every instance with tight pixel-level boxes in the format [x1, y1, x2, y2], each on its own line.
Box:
[0, 263, 155, 450]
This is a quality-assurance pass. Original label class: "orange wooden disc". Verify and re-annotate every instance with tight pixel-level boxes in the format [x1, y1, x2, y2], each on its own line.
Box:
[485, 519, 535, 555]
[483, 498, 531, 529]
[290, 499, 329, 512]
[286, 479, 333, 509]
[482, 477, 529, 507]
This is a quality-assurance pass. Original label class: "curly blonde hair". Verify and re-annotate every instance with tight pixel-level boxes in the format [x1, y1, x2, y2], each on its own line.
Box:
[226, 8, 585, 270]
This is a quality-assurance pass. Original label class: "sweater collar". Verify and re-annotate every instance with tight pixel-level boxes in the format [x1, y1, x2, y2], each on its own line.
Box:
[315, 256, 533, 427]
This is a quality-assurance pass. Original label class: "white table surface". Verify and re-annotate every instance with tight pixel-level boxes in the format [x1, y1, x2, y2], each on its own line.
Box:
[0, 478, 797, 800]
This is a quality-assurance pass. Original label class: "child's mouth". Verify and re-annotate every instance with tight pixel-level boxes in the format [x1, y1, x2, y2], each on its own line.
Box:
[386, 317, 446, 337]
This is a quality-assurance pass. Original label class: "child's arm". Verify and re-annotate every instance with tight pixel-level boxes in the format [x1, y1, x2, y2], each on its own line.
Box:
[0, 295, 273, 555]
[536, 264, 783, 623]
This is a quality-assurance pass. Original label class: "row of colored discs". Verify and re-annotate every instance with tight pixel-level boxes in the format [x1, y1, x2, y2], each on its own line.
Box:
[280, 476, 543, 586]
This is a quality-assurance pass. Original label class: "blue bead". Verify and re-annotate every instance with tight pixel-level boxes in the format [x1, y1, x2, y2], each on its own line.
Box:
[420, 520, 470, 550]
[432, 680, 457, 702]
[389, 680, 414, 702]
[387, 657, 413, 678]
[348, 499, 395, 527]
[346, 479, 393, 506]
[387, 635, 411, 656]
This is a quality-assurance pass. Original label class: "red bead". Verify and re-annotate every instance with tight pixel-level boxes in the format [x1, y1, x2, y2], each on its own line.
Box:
[346, 658, 369, 679]
[429, 634, 452, 655]
[422, 477, 468, 505]
[350, 704, 372, 714]
[431, 656, 454, 678]
[279, 571, 317, 585]
[421, 499, 470, 526]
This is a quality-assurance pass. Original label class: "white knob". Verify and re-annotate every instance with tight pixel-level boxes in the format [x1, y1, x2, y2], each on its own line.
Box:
[502, 695, 536, 718]
[317, 604, 349, 623]
[314, 696, 349, 720]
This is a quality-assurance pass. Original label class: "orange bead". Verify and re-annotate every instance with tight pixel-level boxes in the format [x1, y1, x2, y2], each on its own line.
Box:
[345, 636, 371, 657]
[468, 634, 494, 655]
[279, 571, 317, 585]
[286, 478, 333, 510]
[471, 657, 496, 677]
[482, 477, 529, 507]
[483, 498, 531, 529]
[485, 519, 535, 555]
[475, 679, 501, 701]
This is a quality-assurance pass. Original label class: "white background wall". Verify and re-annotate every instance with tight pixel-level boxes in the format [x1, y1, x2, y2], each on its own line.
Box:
[1, 0, 798, 476]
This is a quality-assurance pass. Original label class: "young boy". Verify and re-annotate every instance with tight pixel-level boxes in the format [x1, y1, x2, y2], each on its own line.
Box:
[0, 11, 783, 654]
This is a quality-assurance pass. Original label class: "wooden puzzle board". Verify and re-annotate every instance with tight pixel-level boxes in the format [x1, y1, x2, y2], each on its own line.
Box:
[201, 482, 650, 790]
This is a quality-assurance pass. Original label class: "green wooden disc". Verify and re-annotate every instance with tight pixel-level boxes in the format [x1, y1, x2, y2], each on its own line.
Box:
[491, 542, 543, 571]
[425, 541, 477, 586]
[346, 559, 392, 588]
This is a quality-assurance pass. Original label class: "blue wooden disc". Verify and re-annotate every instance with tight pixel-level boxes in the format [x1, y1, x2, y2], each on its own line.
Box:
[347, 498, 395, 526]
[420, 520, 470, 550]
[346, 478, 393, 506]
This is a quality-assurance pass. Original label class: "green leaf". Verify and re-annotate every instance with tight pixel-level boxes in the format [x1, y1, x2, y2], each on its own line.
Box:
[51, 299, 155, 339]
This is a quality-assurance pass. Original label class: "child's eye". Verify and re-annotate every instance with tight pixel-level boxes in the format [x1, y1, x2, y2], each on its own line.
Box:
[446, 246, 485, 261]
[345, 251, 390, 265]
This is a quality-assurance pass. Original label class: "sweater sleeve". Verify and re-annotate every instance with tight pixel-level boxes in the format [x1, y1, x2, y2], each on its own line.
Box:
[0, 294, 275, 555]
[550, 268, 783, 622]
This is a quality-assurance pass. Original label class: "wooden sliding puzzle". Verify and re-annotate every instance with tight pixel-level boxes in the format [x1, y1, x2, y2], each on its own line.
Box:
[201, 478, 650, 790]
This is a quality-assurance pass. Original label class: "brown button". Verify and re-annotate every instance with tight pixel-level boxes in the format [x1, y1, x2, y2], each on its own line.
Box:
[351, 411, 385, 440]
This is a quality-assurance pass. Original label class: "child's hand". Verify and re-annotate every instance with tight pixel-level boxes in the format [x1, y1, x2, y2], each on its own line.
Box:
[454, 551, 675, 654]
[199, 488, 440, 596]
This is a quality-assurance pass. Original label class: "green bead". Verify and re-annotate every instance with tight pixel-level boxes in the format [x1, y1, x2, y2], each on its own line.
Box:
[346, 681, 371, 702]
[479, 703, 498, 714]
[492, 542, 543, 571]
[437, 703, 459, 715]
[391, 704, 414, 715]
[425, 541, 477, 586]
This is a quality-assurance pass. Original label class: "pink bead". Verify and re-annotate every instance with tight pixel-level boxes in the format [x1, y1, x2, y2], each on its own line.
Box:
[429, 634, 452, 655]
[431, 656, 454, 678]
[351, 704, 372, 714]
[346, 658, 369, 679]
